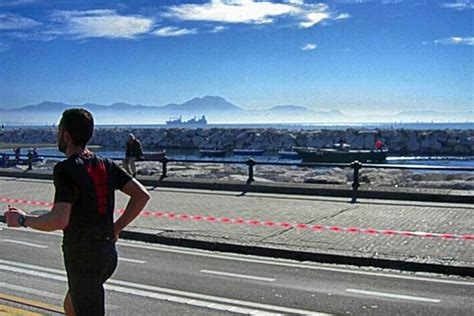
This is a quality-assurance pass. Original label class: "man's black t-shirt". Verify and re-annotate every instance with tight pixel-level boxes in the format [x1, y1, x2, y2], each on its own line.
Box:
[53, 152, 131, 244]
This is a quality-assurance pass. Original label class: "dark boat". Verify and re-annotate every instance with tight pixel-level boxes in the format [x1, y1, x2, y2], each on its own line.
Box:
[199, 149, 227, 157]
[294, 147, 388, 163]
[278, 150, 300, 159]
[232, 149, 264, 156]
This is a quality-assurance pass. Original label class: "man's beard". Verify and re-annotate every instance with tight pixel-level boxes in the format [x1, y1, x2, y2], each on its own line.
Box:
[58, 136, 67, 153]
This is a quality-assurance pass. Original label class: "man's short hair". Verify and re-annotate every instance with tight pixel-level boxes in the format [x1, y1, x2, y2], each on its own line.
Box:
[59, 108, 94, 147]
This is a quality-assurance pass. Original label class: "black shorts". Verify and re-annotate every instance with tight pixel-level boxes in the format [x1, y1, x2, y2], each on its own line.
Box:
[63, 241, 117, 316]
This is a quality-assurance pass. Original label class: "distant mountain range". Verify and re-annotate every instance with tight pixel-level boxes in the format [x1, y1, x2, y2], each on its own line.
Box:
[0, 96, 472, 125]
[0, 96, 350, 125]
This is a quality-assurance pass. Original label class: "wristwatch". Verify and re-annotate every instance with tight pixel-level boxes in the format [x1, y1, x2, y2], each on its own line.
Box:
[18, 214, 27, 227]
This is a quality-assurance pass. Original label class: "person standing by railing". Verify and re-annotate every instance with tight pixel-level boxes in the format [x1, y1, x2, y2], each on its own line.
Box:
[122, 133, 144, 178]
[14, 147, 21, 161]
[375, 139, 384, 150]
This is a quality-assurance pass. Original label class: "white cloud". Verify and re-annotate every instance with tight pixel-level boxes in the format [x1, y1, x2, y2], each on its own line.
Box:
[165, 0, 298, 24]
[210, 25, 228, 33]
[286, 0, 304, 4]
[440, 2, 474, 10]
[334, 13, 351, 20]
[434, 36, 474, 46]
[152, 26, 197, 37]
[51, 10, 154, 39]
[299, 11, 329, 28]
[0, 13, 40, 30]
[301, 43, 317, 51]
[164, 0, 347, 29]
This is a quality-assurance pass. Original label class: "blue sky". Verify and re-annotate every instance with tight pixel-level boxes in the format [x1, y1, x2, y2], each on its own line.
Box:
[0, 0, 472, 116]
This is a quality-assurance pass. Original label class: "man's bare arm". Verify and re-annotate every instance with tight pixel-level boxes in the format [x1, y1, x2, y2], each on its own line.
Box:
[114, 179, 150, 240]
[23, 203, 71, 231]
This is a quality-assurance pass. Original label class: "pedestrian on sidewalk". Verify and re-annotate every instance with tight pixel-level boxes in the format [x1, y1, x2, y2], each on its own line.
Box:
[5, 108, 150, 316]
[14, 147, 21, 161]
[122, 133, 144, 178]
[26, 149, 33, 170]
[375, 139, 384, 150]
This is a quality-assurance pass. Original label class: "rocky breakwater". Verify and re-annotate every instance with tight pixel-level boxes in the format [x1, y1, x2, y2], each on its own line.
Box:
[0, 127, 473, 156]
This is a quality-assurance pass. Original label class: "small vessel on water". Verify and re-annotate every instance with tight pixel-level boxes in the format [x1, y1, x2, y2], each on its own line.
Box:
[294, 146, 388, 163]
[232, 149, 264, 156]
[199, 149, 227, 157]
[166, 115, 207, 128]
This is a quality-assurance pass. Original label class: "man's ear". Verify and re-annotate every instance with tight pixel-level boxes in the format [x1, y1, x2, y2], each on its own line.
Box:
[63, 130, 72, 144]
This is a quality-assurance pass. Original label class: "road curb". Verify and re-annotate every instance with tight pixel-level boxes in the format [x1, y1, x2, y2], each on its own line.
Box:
[118, 230, 474, 278]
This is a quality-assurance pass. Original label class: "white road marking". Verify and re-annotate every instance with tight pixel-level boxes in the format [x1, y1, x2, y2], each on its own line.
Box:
[1, 239, 48, 248]
[119, 257, 146, 264]
[0, 259, 329, 315]
[200, 270, 275, 282]
[1, 223, 473, 287]
[346, 289, 441, 303]
[0, 281, 63, 300]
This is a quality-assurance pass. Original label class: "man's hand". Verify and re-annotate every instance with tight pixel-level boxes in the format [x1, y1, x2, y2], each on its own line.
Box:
[5, 206, 27, 228]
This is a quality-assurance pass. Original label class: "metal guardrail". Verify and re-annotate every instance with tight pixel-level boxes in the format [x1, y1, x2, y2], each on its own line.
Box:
[2, 153, 473, 203]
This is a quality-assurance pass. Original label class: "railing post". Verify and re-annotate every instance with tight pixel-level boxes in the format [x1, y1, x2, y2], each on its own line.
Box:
[160, 156, 169, 180]
[246, 158, 256, 184]
[351, 160, 362, 203]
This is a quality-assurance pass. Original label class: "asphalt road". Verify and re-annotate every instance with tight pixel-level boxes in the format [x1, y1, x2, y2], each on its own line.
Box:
[0, 224, 473, 315]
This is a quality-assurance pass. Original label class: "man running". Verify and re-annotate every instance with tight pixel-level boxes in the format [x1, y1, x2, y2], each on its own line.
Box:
[5, 108, 150, 315]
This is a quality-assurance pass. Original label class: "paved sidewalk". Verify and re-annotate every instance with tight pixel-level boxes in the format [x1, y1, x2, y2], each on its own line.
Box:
[1, 176, 473, 276]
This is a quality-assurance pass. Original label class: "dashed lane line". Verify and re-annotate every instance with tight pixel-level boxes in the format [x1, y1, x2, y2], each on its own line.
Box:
[200, 270, 276, 282]
[118, 258, 147, 264]
[346, 289, 441, 303]
[1, 239, 48, 249]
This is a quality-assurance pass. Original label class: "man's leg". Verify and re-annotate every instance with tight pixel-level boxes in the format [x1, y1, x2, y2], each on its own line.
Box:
[68, 273, 106, 316]
[64, 290, 75, 316]
[64, 244, 117, 316]
[130, 157, 137, 177]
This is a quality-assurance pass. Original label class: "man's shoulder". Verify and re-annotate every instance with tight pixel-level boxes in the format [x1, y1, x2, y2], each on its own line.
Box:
[54, 158, 70, 170]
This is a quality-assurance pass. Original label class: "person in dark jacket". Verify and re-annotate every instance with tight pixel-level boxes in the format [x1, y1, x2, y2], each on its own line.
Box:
[122, 133, 143, 177]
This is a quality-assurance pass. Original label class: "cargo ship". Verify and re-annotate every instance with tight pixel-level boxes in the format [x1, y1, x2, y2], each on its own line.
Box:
[165, 115, 207, 128]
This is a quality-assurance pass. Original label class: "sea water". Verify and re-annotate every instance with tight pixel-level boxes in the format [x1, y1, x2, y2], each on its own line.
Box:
[18, 147, 474, 168]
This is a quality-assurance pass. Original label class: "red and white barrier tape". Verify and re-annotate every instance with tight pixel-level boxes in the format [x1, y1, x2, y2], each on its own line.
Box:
[1, 196, 473, 241]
